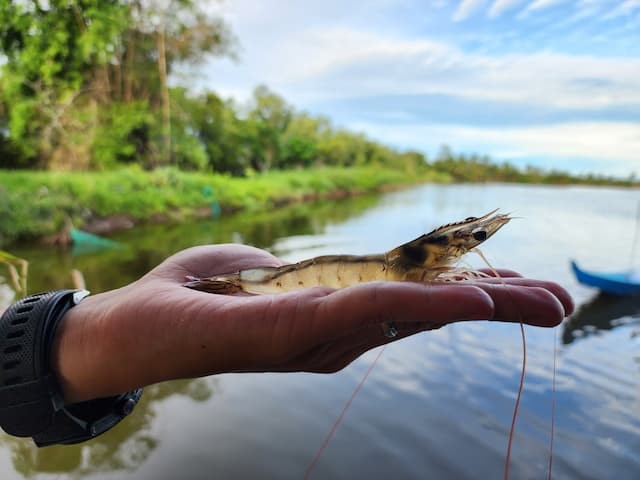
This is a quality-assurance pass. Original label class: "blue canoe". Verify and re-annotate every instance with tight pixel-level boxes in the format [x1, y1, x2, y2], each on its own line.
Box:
[571, 260, 640, 296]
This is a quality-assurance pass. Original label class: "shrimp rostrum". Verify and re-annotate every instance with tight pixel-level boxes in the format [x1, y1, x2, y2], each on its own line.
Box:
[184, 209, 510, 295]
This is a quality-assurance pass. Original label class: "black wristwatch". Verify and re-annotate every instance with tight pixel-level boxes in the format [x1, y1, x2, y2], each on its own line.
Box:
[0, 290, 142, 446]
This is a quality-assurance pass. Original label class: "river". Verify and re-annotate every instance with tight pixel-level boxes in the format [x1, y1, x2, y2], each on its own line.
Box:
[2, 183, 639, 479]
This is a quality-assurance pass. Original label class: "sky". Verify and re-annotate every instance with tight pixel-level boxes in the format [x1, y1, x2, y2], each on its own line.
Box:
[194, 0, 640, 177]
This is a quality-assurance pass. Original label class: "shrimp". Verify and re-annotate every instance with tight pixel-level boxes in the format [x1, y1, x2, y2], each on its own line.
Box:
[184, 209, 511, 295]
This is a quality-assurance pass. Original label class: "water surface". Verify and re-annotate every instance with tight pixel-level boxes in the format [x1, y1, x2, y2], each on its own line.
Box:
[2, 183, 639, 479]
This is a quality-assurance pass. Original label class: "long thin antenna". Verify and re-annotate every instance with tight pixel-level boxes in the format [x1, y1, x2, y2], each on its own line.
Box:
[304, 346, 387, 480]
[628, 200, 640, 274]
[547, 328, 557, 480]
[473, 248, 526, 480]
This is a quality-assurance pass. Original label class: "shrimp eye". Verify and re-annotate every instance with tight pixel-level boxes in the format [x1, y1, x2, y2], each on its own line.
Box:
[472, 229, 487, 241]
[465, 216, 478, 222]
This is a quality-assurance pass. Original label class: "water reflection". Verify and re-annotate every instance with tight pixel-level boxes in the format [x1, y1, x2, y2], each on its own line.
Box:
[3, 184, 640, 479]
[563, 292, 640, 345]
[0, 378, 217, 478]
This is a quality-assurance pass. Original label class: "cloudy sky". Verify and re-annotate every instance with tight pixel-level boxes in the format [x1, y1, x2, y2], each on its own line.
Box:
[197, 0, 640, 177]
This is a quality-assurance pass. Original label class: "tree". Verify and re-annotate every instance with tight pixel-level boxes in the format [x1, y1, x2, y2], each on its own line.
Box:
[245, 85, 292, 171]
[279, 113, 331, 168]
[171, 88, 246, 174]
[128, 0, 236, 166]
[0, 0, 235, 169]
[0, 0, 129, 167]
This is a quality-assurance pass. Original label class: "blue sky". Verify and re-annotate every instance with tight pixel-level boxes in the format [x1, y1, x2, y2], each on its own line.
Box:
[195, 0, 640, 177]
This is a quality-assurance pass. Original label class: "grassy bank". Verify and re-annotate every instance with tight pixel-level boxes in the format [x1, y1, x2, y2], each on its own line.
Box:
[0, 166, 448, 247]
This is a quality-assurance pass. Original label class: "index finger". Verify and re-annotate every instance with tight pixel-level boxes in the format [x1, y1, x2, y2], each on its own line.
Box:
[471, 277, 574, 316]
[311, 282, 495, 339]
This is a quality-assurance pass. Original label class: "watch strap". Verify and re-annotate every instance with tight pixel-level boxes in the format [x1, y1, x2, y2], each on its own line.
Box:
[0, 290, 142, 446]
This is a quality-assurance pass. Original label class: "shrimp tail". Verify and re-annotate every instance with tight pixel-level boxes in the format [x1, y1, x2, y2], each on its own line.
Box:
[184, 274, 243, 294]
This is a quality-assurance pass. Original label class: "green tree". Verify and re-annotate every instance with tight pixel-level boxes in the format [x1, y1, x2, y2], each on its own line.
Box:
[128, 0, 236, 166]
[0, 0, 129, 167]
[0, 0, 235, 170]
[171, 88, 245, 174]
[245, 85, 292, 171]
[279, 113, 331, 168]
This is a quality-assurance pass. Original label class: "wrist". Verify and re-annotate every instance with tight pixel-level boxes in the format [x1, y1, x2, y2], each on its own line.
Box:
[0, 290, 142, 446]
[50, 292, 116, 403]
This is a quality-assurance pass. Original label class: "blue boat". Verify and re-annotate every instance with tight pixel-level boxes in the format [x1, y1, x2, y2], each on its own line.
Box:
[571, 260, 640, 296]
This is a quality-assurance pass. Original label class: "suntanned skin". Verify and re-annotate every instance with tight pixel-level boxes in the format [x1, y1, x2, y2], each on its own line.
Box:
[50, 244, 574, 404]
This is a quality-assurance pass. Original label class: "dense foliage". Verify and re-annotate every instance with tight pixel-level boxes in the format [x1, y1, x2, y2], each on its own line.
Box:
[0, 1, 635, 187]
[0, 0, 428, 175]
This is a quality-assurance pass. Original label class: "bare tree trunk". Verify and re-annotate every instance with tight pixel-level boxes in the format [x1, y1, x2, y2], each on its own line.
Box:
[156, 26, 171, 166]
[124, 29, 136, 102]
[99, 65, 111, 102]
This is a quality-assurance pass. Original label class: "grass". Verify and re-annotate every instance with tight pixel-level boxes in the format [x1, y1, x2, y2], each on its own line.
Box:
[0, 166, 446, 247]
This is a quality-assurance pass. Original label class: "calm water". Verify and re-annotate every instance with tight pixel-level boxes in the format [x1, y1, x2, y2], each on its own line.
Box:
[2, 183, 639, 479]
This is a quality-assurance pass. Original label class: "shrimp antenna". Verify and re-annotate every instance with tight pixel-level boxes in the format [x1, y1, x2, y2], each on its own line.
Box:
[304, 347, 387, 479]
[473, 248, 527, 480]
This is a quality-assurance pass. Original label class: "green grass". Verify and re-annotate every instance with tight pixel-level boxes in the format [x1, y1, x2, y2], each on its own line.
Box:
[0, 166, 445, 247]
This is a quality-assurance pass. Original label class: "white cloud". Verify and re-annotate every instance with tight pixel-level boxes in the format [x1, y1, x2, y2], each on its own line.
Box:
[525, 0, 566, 11]
[453, 0, 486, 21]
[228, 27, 640, 111]
[546, 0, 601, 27]
[204, 1, 640, 113]
[488, 0, 524, 18]
[517, 0, 568, 18]
[603, 0, 640, 20]
[348, 121, 640, 175]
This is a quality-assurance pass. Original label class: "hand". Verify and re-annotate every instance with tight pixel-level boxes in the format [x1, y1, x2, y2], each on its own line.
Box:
[51, 244, 574, 403]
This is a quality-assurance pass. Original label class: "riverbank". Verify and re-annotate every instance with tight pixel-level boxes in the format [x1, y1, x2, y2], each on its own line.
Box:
[0, 166, 448, 247]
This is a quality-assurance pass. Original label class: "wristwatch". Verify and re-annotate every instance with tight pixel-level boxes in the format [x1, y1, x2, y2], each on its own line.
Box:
[0, 290, 142, 446]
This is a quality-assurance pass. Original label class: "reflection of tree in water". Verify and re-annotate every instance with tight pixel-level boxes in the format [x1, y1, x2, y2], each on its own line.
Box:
[1, 378, 218, 478]
[238, 196, 380, 250]
[562, 292, 640, 345]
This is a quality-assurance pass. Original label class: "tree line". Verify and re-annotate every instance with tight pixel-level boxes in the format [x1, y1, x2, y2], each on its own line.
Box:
[0, 0, 427, 175]
[431, 146, 637, 186]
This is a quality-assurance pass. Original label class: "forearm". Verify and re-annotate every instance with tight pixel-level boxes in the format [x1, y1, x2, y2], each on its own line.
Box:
[48, 288, 239, 403]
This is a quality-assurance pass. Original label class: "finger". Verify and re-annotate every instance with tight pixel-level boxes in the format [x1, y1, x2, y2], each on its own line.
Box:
[470, 277, 574, 316]
[468, 283, 565, 327]
[477, 268, 523, 278]
[311, 282, 495, 340]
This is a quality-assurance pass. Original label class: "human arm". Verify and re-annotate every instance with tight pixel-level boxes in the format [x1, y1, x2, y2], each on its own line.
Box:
[51, 244, 574, 404]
